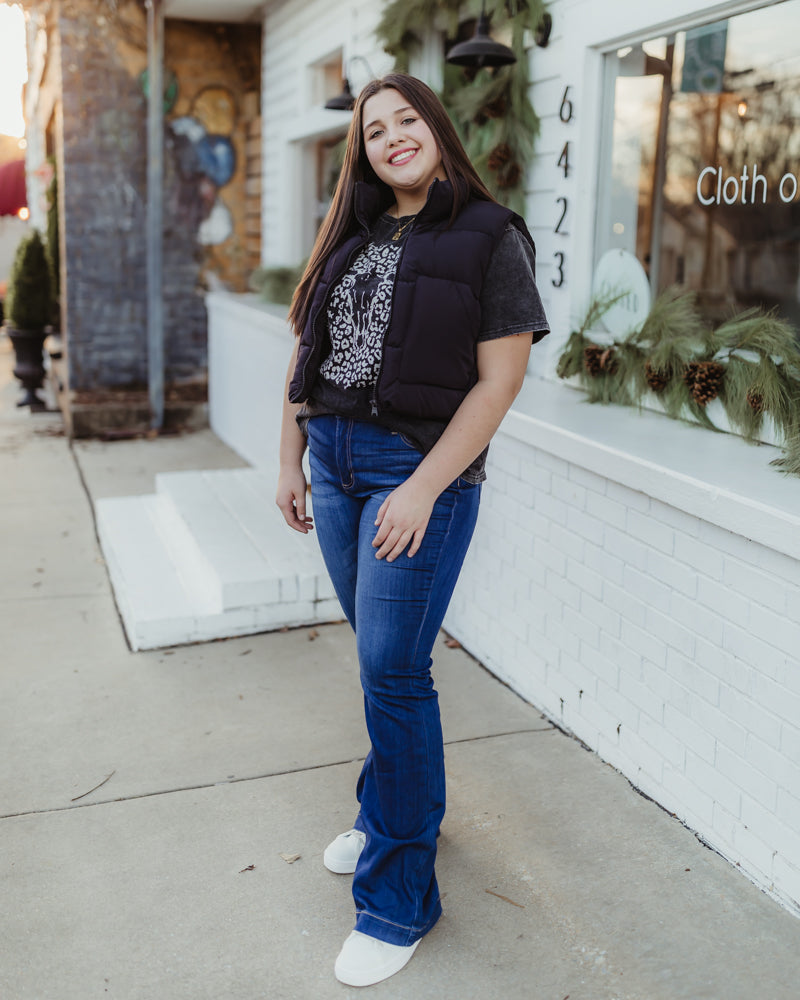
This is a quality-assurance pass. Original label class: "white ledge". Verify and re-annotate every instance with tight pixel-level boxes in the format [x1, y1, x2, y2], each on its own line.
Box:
[506, 378, 800, 562]
[206, 290, 289, 329]
[203, 290, 799, 563]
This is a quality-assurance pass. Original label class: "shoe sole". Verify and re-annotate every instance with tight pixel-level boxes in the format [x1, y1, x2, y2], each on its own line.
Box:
[323, 851, 358, 875]
[335, 938, 420, 986]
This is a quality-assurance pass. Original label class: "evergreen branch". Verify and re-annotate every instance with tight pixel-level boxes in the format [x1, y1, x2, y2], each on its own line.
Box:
[556, 330, 587, 380]
[555, 290, 800, 475]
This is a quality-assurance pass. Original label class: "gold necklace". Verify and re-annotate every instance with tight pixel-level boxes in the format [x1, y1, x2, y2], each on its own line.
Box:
[391, 215, 416, 242]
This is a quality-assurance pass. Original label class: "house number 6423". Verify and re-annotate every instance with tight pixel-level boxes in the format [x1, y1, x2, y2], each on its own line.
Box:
[553, 87, 575, 288]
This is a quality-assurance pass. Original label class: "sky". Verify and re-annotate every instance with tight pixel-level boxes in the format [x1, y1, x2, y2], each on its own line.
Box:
[0, 3, 27, 138]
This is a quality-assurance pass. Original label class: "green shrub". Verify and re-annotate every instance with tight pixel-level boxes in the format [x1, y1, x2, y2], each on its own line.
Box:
[6, 229, 52, 331]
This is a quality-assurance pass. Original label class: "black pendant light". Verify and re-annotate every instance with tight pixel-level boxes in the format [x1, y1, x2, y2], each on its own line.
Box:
[325, 78, 356, 111]
[446, 3, 517, 69]
[324, 57, 376, 111]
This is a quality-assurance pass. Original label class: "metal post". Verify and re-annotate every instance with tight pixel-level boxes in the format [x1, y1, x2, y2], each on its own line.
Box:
[145, 0, 164, 431]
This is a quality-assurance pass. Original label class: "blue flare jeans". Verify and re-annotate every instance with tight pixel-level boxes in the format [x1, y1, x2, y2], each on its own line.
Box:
[306, 416, 481, 946]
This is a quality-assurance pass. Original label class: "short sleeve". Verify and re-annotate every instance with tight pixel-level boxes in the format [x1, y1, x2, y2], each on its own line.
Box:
[478, 224, 550, 343]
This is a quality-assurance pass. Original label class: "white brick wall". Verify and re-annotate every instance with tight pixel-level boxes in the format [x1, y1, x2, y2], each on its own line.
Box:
[445, 426, 800, 917]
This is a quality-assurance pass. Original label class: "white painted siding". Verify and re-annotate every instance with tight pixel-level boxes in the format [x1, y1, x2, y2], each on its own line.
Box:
[261, 0, 392, 267]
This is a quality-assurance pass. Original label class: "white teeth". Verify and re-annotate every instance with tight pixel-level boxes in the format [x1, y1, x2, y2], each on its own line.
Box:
[390, 149, 416, 165]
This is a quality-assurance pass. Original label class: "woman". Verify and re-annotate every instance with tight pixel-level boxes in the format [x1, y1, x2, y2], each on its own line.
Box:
[277, 73, 548, 987]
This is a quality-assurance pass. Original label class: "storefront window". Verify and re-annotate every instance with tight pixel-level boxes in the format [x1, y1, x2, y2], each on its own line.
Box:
[598, 0, 800, 328]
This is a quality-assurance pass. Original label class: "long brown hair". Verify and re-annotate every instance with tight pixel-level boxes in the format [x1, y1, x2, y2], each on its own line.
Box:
[288, 73, 495, 337]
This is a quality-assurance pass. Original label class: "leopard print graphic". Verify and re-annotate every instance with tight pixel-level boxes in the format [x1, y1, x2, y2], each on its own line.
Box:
[319, 239, 402, 389]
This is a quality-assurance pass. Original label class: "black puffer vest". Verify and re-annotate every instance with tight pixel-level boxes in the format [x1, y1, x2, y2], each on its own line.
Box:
[288, 179, 534, 421]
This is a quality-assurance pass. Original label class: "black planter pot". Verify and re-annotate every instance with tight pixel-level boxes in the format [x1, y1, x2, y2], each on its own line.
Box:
[8, 326, 48, 410]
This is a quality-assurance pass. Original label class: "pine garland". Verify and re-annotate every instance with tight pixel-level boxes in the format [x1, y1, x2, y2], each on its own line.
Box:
[375, 0, 546, 213]
[557, 288, 800, 476]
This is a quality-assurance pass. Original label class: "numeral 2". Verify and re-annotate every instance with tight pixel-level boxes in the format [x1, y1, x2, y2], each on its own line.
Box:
[555, 196, 568, 235]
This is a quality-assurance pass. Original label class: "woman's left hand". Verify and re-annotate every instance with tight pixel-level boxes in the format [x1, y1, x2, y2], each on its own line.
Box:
[372, 478, 437, 561]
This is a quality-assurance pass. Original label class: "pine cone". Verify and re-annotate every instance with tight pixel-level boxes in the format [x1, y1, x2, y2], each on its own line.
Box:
[747, 389, 764, 413]
[584, 345, 618, 377]
[584, 345, 603, 376]
[682, 362, 700, 389]
[685, 361, 724, 406]
[485, 95, 507, 119]
[496, 161, 522, 189]
[487, 143, 512, 171]
[645, 361, 669, 394]
[600, 347, 619, 375]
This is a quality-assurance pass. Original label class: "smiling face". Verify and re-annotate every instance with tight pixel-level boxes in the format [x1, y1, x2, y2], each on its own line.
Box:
[362, 87, 447, 215]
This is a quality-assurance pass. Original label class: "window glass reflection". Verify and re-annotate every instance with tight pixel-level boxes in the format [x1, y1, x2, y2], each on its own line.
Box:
[600, 0, 800, 329]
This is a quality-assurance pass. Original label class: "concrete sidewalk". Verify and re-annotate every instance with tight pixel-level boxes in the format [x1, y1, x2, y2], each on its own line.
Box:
[1, 332, 799, 1000]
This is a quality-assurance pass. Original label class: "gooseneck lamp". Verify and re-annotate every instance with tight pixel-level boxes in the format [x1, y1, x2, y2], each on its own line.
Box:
[325, 79, 356, 111]
[324, 56, 376, 111]
[446, 2, 517, 68]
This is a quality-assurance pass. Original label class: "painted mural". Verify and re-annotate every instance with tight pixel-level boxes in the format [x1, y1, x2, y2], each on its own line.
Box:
[170, 86, 238, 247]
[134, 17, 261, 292]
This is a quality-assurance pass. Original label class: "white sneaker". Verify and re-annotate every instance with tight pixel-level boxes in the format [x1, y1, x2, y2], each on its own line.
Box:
[323, 828, 366, 874]
[334, 930, 420, 986]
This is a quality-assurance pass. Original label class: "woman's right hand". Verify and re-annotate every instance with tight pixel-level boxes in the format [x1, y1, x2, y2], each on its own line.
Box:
[276, 467, 314, 534]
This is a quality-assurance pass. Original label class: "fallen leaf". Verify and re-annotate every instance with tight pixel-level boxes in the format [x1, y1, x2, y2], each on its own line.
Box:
[308, 629, 319, 641]
[444, 636, 461, 649]
[280, 852, 301, 864]
[239, 864, 255, 873]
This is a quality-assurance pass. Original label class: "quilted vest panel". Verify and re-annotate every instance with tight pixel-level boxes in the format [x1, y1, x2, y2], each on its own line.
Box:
[289, 181, 532, 422]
